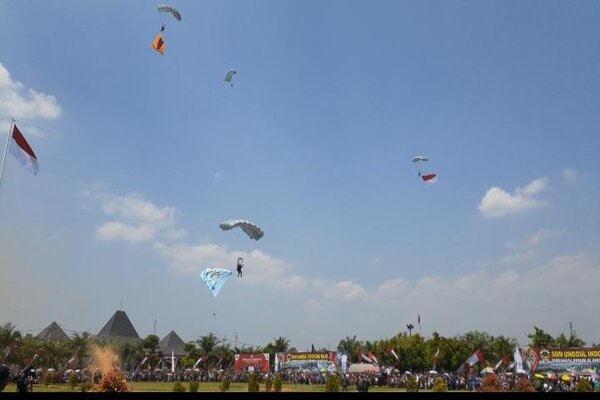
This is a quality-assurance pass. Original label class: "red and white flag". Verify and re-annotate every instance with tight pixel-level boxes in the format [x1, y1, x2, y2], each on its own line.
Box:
[368, 352, 379, 366]
[9, 124, 39, 175]
[421, 173, 437, 183]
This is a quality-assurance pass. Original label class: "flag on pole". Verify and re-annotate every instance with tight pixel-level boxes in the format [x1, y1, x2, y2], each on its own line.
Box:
[514, 345, 525, 374]
[418, 314, 421, 331]
[171, 349, 175, 373]
[456, 349, 483, 374]
[9, 124, 39, 175]
[389, 347, 399, 361]
[151, 32, 166, 55]
[433, 347, 440, 362]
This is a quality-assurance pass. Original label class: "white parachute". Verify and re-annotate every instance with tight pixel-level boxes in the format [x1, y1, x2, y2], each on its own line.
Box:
[157, 4, 182, 21]
[219, 219, 263, 241]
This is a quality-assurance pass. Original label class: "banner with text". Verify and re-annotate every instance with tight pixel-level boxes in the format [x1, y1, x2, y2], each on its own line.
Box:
[234, 353, 270, 372]
[275, 352, 338, 372]
[525, 347, 600, 372]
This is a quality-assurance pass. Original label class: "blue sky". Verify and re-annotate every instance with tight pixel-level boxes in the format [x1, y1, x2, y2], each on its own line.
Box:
[1, 0, 599, 352]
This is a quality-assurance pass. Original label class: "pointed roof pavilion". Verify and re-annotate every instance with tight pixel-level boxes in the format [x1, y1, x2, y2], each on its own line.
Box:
[157, 330, 188, 356]
[96, 310, 141, 344]
[36, 321, 70, 342]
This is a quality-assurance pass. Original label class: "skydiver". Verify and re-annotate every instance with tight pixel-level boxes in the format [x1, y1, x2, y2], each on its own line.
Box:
[160, 24, 166, 32]
[237, 257, 244, 277]
[418, 170, 421, 177]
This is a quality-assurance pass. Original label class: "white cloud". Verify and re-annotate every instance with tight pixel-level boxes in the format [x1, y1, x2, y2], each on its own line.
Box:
[313, 279, 368, 301]
[366, 254, 599, 344]
[479, 178, 548, 218]
[501, 229, 563, 264]
[0, 63, 61, 120]
[96, 222, 155, 243]
[154, 243, 306, 290]
[85, 190, 180, 243]
[505, 228, 563, 250]
[562, 167, 577, 184]
[100, 193, 178, 226]
[526, 229, 563, 247]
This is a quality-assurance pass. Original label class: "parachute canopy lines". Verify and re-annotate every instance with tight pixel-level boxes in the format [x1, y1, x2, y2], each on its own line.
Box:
[200, 268, 232, 298]
[412, 155, 438, 183]
[224, 68, 237, 87]
[157, 4, 182, 21]
[219, 219, 264, 241]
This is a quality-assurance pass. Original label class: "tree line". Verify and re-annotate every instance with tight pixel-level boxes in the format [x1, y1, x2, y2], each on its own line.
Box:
[0, 322, 592, 373]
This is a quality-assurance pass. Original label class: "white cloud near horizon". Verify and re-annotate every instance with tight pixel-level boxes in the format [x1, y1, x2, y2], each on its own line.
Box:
[479, 178, 548, 218]
[0, 63, 61, 121]
[85, 190, 182, 243]
[562, 167, 578, 184]
[83, 188, 600, 345]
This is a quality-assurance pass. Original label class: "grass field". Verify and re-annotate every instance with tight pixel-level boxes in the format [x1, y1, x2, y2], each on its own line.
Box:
[3, 381, 423, 393]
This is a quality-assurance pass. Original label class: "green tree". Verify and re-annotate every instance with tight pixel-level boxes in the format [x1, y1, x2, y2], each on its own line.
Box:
[0, 322, 22, 364]
[527, 327, 556, 348]
[247, 372, 259, 392]
[272, 336, 290, 353]
[141, 334, 160, 352]
[273, 373, 283, 392]
[197, 332, 221, 369]
[325, 373, 340, 392]
[337, 335, 363, 363]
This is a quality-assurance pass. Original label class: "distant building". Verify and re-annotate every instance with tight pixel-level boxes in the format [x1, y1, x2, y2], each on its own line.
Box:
[157, 330, 188, 357]
[36, 321, 70, 342]
[96, 310, 141, 344]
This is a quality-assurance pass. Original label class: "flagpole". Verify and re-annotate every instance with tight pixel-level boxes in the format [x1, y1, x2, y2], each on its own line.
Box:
[0, 118, 15, 193]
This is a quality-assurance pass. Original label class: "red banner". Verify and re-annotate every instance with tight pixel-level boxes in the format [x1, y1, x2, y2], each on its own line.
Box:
[234, 353, 270, 371]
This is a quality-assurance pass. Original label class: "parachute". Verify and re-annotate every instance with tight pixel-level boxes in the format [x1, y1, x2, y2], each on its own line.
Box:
[412, 155, 438, 183]
[224, 68, 237, 87]
[219, 219, 263, 241]
[157, 4, 182, 21]
[200, 268, 232, 298]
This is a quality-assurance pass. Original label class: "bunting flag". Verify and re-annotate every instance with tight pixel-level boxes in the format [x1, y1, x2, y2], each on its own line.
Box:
[151, 32, 166, 55]
[9, 124, 39, 175]
[514, 345, 525, 373]
[361, 353, 373, 364]
[368, 352, 379, 366]
[389, 347, 400, 361]
[456, 349, 484, 374]
[433, 347, 440, 361]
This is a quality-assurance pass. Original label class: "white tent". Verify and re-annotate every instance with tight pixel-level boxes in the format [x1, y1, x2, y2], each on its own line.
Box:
[347, 363, 379, 373]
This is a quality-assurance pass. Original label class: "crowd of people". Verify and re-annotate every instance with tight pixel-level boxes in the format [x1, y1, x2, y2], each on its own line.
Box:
[1, 361, 598, 392]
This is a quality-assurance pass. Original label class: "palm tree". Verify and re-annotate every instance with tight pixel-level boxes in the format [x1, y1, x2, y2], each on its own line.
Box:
[0, 322, 22, 365]
[197, 333, 221, 369]
[272, 337, 290, 353]
[337, 335, 363, 363]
